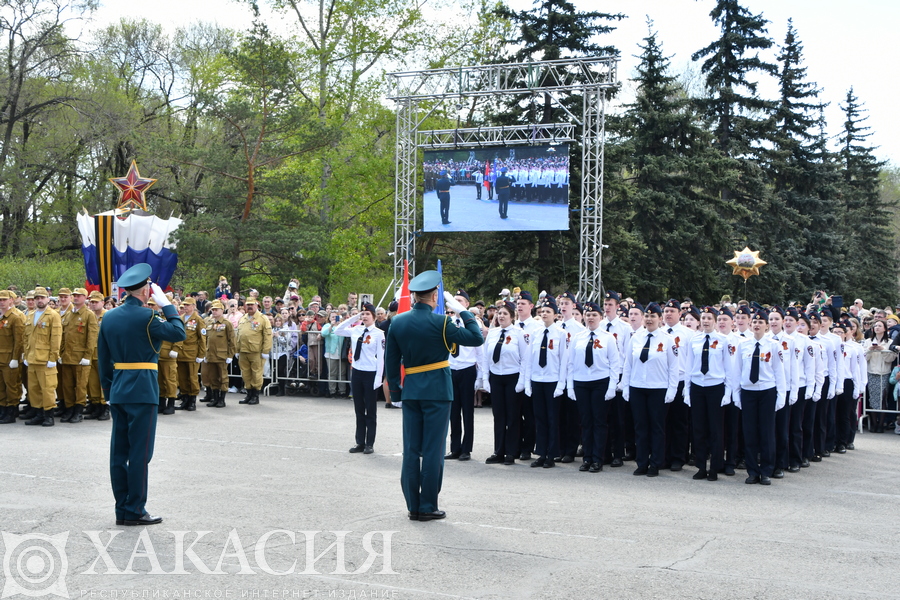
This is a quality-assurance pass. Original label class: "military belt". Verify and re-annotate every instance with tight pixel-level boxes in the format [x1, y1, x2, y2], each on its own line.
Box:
[404, 360, 449, 375]
[114, 362, 158, 371]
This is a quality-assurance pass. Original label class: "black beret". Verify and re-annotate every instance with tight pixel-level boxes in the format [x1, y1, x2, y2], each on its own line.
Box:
[454, 289, 470, 301]
[361, 302, 377, 315]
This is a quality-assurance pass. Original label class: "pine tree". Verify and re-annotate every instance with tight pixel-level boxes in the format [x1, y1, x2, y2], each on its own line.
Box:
[839, 88, 896, 305]
[617, 25, 739, 303]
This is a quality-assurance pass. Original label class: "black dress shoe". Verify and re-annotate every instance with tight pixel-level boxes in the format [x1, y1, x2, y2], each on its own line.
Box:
[846, 443, 855, 450]
[417, 510, 446, 522]
[408, 512, 419, 521]
[647, 466, 659, 477]
[810, 455, 822, 462]
[787, 465, 800, 473]
[610, 458, 624, 468]
[759, 476, 771, 486]
[458, 452, 471, 461]
[363, 446, 374, 454]
[772, 469, 785, 479]
[693, 470, 708, 480]
[123, 513, 163, 526]
[623, 453, 635, 461]
[543, 458, 555, 468]
[723, 466, 736, 476]
[835, 445, 846, 454]
[589, 462, 602, 473]
[745, 475, 760, 484]
[485, 454, 503, 464]
[821, 450, 831, 457]
[736, 460, 746, 470]
[633, 467, 648, 476]
[800, 458, 810, 468]
[575, 447, 584, 457]
[115, 519, 124, 526]
[503, 456, 515, 465]
[578, 462, 590, 472]
[349, 445, 365, 453]
[530, 457, 545, 468]
[560, 455, 574, 463]
[707, 473, 718, 481]
[445, 452, 461, 460]
[670, 461, 684, 472]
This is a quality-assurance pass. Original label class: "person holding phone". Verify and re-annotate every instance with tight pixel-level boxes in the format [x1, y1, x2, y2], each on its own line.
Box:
[863, 319, 895, 432]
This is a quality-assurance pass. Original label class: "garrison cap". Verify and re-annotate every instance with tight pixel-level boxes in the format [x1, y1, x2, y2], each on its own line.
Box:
[645, 302, 663, 316]
[573, 302, 584, 314]
[701, 306, 719, 317]
[33, 287, 49, 298]
[0, 290, 12, 300]
[770, 305, 786, 317]
[408, 270, 442, 293]
[604, 290, 620, 302]
[89, 291, 104, 302]
[499, 300, 516, 314]
[540, 298, 559, 314]
[361, 302, 376, 315]
[630, 302, 644, 312]
[719, 306, 734, 319]
[686, 306, 701, 321]
[245, 297, 259, 305]
[582, 301, 602, 314]
[664, 298, 680, 310]
[57, 287, 72, 296]
[785, 307, 801, 320]
[181, 297, 196, 306]
[831, 320, 847, 331]
[73, 287, 88, 296]
[807, 311, 822, 323]
[735, 305, 752, 317]
[26, 290, 35, 299]
[557, 291, 577, 303]
[751, 309, 769, 321]
[209, 300, 224, 311]
[518, 291, 533, 303]
[118, 263, 153, 291]
[454, 289, 470, 302]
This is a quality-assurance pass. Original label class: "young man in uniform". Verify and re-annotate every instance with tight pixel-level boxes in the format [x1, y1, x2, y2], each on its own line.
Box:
[236, 297, 272, 405]
[176, 297, 207, 408]
[205, 300, 236, 409]
[0, 290, 25, 424]
[85, 291, 109, 421]
[23, 287, 62, 427]
[58, 287, 98, 423]
[446, 289, 483, 462]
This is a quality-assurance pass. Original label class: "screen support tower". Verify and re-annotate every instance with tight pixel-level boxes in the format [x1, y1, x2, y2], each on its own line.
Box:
[388, 57, 618, 301]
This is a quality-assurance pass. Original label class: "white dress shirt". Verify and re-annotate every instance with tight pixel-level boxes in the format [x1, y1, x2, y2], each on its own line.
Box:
[567, 327, 621, 387]
[334, 319, 385, 386]
[731, 336, 787, 410]
[768, 331, 801, 404]
[527, 323, 568, 389]
[663, 322, 694, 382]
[620, 328, 679, 401]
[684, 331, 734, 399]
[482, 326, 529, 378]
[788, 331, 817, 399]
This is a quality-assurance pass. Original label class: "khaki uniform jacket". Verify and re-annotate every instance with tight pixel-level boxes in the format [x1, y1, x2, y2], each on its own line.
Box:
[177, 310, 207, 362]
[206, 316, 236, 362]
[160, 338, 178, 362]
[91, 310, 107, 360]
[0, 307, 25, 363]
[60, 305, 99, 364]
[25, 309, 62, 364]
[236, 312, 273, 354]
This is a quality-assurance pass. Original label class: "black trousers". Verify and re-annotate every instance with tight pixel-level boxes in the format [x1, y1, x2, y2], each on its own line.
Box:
[438, 193, 450, 223]
[351, 369, 377, 447]
[665, 381, 690, 467]
[449, 366, 476, 454]
[825, 379, 838, 451]
[630, 387, 667, 470]
[802, 394, 818, 460]
[836, 378, 855, 447]
[690, 383, 725, 474]
[774, 392, 791, 469]
[723, 402, 743, 467]
[607, 389, 632, 460]
[558, 394, 580, 457]
[519, 389, 535, 455]
[574, 378, 610, 464]
[789, 387, 807, 467]
[490, 372, 520, 459]
[741, 387, 776, 478]
[532, 381, 560, 460]
[814, 376, 830, 456]
[498, 192, 509, 218]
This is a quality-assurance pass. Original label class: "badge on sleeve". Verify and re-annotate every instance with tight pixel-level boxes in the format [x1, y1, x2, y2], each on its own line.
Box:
[201, 328, 207, 336]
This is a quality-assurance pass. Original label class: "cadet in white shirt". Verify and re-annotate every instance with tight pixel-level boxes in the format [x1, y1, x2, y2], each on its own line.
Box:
[834, 318, 864, 453]
[526, 299, 568, 468]
[731, 309, 787, 485]
[600, 290, 631, 467]
[767, 307, 800, 479]
[621, 303, 679, 477]
[805, 312, 827, 463]
[555, 292, 585, 462]
[662, 299, 694, 471]
[784, 308, 817, 472]
[482, 301, 529, 465]
[568, 302, 621, 473]
[514, 291, 541, 460]
[335, 302, 385, 454]
[812, 307, 842, 458]
[446, 290, 483, 462]
[720, 306, 746, 475]
[684, 306, 733, 481]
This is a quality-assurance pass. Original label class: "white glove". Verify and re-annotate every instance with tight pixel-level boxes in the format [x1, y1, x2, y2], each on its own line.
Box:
[788, 392, 797, 406]
[47, 361, 56, 369]
[195, 357, 203, 363]
[79, 358, 91, 366]
[683, 394, 691, 408]
[443, 291, 467, 315]
[226, 358, 233, 365]
[234, 353, 240, 359]
[734, 391, 742, 409]
[721, 388, 732, 406]
[515, 378, 525, 394]
[812, 391, 821, 402]
[553, 386, 564, 398]
[525, 384, 532, 397]
[150, 283, 171, 308]
[22, 360, 28, 367]
[482, 380, 491, 394]
[664, 391, 675, 404]
[474, 378, 482, 391]
[567, 388, 576, 401]
[622, 388, 629, 402]
[262, 354, 270, 360]
[775, 395, 785, 412]
[8, 360, 17, 369]
[169, 351, 178, 359]
[604, 387, 615, 401]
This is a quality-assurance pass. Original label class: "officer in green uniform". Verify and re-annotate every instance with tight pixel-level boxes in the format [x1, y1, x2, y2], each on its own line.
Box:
[98, 263, 186, 526]
[385, 271, 483, 522]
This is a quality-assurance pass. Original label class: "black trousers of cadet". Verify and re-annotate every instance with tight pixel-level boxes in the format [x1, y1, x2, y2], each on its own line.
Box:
[558, 394, 581, 458]
[531, 381, 560, 460]
[724, 403, 743, 468]
[519, 389, 535, 456]
[814, 376, 831, 456]
[775, 392, 791, 470]
[836, 378, 856, 448]
[574, 378, 610, 465]
[741, 387, 777, 478]
[789, 387, 808, 468]
[489, 372, 520, 459]
[825, 381, 838, 452]
[630, 387, 667, 470]
[350, 369, 377, 447]
[606, 389, 631, 461]
[449, 366, 476, 454]
[665, 381, 690, 467]
[690, 383, 725, 474]
[802, 394, 818, 460]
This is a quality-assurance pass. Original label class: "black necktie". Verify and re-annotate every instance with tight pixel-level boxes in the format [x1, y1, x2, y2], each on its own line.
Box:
[640, 333, 652, 363]
[607, 323, 612, 332]
[750, 342, 760, 383]
[354, 328, 367, 361]
[539, 328, 548, 368]
[668, 327, 673, 335]
[451, 319, 461, 357]
[562, 323, 566, 330]
[585, 331, 594, 367]
[493, 329, 506, 363]
[519, 322, 525, 329]
[701, 334, 710, 374]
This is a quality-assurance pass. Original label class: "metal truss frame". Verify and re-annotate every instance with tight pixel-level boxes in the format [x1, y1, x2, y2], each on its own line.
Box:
[390, 57, 618, 300]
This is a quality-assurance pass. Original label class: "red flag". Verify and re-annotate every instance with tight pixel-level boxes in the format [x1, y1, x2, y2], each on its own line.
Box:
[483, 160, 491, 188]
[398, 259, 411, 313]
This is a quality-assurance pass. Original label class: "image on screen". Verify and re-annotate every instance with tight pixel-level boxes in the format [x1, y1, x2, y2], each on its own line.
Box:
[422, 144, 570, 232]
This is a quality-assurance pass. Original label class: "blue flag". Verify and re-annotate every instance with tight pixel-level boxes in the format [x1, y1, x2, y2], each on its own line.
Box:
[434, 259, 445, 315]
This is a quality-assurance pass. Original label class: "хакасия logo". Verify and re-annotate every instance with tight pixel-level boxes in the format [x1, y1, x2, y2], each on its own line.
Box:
[2, 532, 69, 598]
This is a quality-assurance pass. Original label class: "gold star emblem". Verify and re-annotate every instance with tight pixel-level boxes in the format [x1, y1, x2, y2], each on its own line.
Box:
[726, 247, 767, 280]
[109, 161, 156, 212]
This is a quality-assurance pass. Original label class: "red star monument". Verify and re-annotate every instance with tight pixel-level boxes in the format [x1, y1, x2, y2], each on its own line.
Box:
[109, 160, 157, 212]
